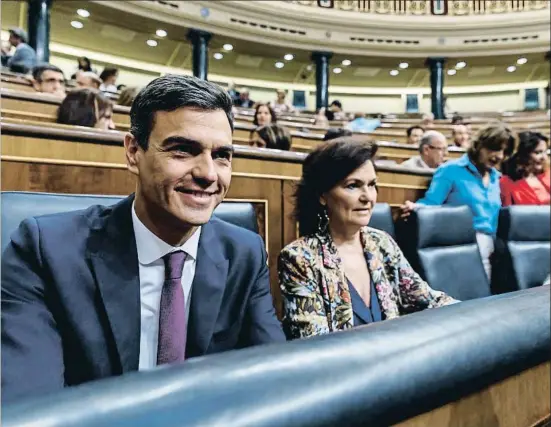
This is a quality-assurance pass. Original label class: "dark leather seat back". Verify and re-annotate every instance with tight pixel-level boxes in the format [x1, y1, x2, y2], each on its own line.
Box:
[1, 192, 258, 251]
[492, 206, 550, 294]
[396, 205, 490, 301]
[368, 203, 395, 239]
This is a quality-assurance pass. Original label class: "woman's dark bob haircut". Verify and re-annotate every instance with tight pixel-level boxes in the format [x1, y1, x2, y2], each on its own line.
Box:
[294, 137, 378, 236]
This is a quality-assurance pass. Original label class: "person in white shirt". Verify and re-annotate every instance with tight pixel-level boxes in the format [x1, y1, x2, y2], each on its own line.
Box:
[270, 89, 295, 114]
[401, 131, 448, 169]
[99, 67, 119, 93]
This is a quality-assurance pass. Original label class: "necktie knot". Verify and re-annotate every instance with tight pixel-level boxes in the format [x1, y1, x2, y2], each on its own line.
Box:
[163, 250, 187, 281]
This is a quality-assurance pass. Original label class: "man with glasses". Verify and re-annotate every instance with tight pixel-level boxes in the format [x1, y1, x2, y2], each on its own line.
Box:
[32, 64, 66, 98]
[401, 130, 448, 169]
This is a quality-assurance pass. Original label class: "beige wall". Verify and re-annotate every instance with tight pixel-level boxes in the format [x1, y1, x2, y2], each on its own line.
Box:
[445, 91, 522, 114]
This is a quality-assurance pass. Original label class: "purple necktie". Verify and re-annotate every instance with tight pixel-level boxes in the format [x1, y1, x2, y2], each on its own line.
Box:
[157, 250, 187, 365]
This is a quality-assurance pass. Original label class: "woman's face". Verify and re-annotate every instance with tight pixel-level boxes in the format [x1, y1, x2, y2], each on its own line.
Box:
[321, 160, 378, 232]
[528, 140, 549, 174]
[256, 106, 272, 126]
[96, 108, 115, 131]
[249, 131, 267, 148]
[477, 147, 505, 171]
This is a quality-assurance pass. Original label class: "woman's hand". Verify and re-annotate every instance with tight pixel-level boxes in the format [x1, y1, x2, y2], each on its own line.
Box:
[399, 200, 417, 218]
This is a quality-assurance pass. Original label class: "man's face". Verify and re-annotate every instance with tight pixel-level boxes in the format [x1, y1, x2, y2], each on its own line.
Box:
[76, 74, 99, 89]
[34, 70, 66, 97]
[8, 34, 18, 47]
[408, 128, 424, 145]
[453, 125, 470, 148]
[125, 108, 233, 238]
[422, 134, 448, 168]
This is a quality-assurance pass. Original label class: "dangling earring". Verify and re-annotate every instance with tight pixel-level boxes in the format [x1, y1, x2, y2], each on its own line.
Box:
[317, 208, 329, 234]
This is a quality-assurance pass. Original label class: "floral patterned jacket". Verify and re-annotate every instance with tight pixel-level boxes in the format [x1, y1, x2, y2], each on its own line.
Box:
[278, 227, 458, 340]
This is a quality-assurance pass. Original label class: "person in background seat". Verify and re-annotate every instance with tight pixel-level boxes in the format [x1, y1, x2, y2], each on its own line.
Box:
[400, 122, 516, 279]
[1, 27, 36, 74]
[249, 123, 291, 151]
[406, 125, 425, 145]
[325, 100, 345, 121]
[421, 113, 435, 130]
[31, 64, 66, 98]
[270, 89, 295, 114]
[278, 138, 457, 339]
[75, 70, 102, 89]
[500, 131, 550, 206]
[253, 103, 277, 127]
[452, 124, 471, 149]
[401, 130, 447, 169]
[323, 128, 352, 142]
[117, 86, 140, 107]
[99, 67, 119, 93]
[235, 88, 255, 108]
[57, 88, 115, 130]
[70, 56, 95, 79]
[345, 113, 381, 133]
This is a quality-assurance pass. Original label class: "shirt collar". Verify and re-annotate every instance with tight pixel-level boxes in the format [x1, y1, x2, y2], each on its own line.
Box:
[417, 155, 430, 168]
[131, 201, 201, 265]
[459, 153, 501, 181]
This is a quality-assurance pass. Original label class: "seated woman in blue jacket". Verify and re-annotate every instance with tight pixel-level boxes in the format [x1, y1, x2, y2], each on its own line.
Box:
[278, 138, 457, 340]
[400, 122, 515, 279]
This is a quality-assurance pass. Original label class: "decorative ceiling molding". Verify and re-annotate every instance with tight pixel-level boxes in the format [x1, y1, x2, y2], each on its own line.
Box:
[93, 0, 550, 58]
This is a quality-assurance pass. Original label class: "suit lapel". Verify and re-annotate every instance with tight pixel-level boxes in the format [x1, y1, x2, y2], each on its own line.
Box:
[87, 195, 140, 373]
[186, 220, 229, 357]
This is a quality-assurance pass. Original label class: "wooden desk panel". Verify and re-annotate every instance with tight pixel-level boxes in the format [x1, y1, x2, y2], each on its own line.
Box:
[394, 362, 550, 427]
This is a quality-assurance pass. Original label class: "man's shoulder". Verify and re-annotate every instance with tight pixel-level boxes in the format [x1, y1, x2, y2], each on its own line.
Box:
[16, 202, 118, 247]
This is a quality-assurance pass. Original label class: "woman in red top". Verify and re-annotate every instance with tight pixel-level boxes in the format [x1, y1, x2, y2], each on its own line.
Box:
[500, 131, 550, 206]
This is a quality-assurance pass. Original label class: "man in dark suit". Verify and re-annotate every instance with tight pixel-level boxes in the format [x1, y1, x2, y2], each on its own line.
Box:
[1, 74, 285, 403]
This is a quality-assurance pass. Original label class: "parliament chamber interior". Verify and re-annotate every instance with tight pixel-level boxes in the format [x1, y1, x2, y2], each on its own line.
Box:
[0, 0, 550, 426]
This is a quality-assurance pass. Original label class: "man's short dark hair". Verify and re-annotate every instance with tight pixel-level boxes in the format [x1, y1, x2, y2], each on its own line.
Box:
[32, 64, 65, 82]
[323, 127, 352, 141]
[407, 125, 425, 137]
[130, 74, 234, 150]
[330, 100, 342, 109]
[451, 115, 464, 125]
[99, 67, 118, 82]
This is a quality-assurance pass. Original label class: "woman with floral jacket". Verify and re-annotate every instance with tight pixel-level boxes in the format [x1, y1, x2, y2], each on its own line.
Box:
[278, 138, 458, 340]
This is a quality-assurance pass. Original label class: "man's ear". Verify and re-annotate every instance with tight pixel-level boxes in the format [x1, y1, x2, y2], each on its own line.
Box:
[32, 80, 40, 91]
[124, 133, 141, 176]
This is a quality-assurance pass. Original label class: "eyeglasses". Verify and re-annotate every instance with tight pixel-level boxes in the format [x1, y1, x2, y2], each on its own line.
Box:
[428, 145, 448, 154]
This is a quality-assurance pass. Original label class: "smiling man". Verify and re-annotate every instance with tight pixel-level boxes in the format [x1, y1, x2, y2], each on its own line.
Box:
[1, 75, 285, 403]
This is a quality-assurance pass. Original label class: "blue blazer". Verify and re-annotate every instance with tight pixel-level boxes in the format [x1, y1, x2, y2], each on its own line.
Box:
[1, 195, 285, 403]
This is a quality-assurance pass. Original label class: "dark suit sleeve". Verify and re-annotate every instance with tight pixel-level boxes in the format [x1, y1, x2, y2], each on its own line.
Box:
[1, 218, 65, 403]
[243, 235, 286, 345]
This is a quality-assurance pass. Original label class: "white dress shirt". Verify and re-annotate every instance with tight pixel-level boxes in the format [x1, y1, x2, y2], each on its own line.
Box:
[131, 203, 201, 370]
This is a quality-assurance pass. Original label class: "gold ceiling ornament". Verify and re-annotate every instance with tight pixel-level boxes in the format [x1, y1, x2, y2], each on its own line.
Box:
[450, 0, 470, 15]
[409, 1, 429, 16]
